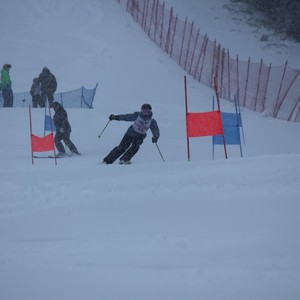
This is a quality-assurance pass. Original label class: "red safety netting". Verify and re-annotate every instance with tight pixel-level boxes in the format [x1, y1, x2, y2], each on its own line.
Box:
[124, 0, 300, 123]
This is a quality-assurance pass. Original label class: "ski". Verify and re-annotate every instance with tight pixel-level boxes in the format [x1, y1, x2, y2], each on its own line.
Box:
[119, 160, 132, 165]
[33, 155, 64, 159]
[33, 153, 79, 159]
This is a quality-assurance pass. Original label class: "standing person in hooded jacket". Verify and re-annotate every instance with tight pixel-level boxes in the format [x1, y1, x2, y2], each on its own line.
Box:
[103, 103, 160, 164]
[38, 67, 57, 107]
[52, 102, 80, 157]
[30, 77, 42, 108]
[0, 64, 13, 107]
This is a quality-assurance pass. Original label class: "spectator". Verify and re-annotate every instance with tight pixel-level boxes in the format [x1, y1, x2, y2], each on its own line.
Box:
[38, 67, 57, 107]
[30, 77, 42, 108]
[0, 64, 13, 107]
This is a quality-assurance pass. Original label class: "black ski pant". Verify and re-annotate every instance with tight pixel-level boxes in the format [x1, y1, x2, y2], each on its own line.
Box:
[2, 87, 13, 107]
[32, 95, 43, 108]
[103, 133, 144, 164]
[41, 89, 55, 107]
[55, 131, 78, 154]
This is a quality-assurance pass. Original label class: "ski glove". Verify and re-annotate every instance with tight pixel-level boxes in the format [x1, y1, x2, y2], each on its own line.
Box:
[152, 137, 158, 143]
[109, 114, 120, 121]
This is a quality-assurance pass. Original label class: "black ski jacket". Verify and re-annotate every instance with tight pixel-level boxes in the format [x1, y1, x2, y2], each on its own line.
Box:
[38, 67, 57, 93]
[53, 103, 71, 133]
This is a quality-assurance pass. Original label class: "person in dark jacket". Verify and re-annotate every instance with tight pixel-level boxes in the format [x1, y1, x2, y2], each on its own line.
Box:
[103, 103, 160, 164]
[52, 102, 80, 156]
[38, 67, 57, 107]
[30, 77, 42, 108]
[0, 64, 13, 107]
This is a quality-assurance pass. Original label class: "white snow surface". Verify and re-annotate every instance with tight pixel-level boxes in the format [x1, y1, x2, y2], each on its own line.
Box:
[0, 1, 300, 300]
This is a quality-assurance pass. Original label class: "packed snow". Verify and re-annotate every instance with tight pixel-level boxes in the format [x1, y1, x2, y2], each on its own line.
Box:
[0, 1, 299, 300]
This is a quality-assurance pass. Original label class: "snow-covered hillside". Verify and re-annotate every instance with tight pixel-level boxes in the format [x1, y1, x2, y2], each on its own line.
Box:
[0, 1, 299, 300]
[163, 0, 300, 68]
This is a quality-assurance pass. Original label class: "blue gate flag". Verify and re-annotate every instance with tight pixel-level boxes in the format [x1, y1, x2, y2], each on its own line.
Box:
[221, 112, 242, 127]
[213, 125, 241, 145]
[213, 112, 241, 145]
[44, 114, 56, 132]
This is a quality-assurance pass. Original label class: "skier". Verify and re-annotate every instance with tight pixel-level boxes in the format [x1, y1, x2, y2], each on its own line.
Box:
[0, 64, 13, 107]
[52, 102, 80, 157]
[38, 66, 57, 107]
[103, 103, 160, 164]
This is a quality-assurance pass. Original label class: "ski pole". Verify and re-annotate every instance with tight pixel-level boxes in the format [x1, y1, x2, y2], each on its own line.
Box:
[98, 120, 111, 138]
[155, 143, 165, 162]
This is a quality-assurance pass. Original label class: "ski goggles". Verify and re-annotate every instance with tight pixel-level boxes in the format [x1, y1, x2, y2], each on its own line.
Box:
[142, 108, 152, 115]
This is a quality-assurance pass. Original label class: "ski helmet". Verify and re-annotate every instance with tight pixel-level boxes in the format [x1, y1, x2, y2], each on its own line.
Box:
[141, 103, 152, 110]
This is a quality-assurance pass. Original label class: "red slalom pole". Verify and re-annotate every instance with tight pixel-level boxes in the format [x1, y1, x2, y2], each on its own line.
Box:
[213, 76, 228, 159]
[184, 76, 191, 161]
[29, 105, 34, 164]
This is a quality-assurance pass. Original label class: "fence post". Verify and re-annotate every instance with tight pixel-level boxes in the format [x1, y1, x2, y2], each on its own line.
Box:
[159, 2, 165, 48]
[189, 28, 200, 75]
[220, 47, 225, 98]
[262, 63, 271, 112]
[179, 16, 188, 67]
[288, 95, 300, 121]
[198, 35, 208, 83]
[274, 60, 288, 117]
[236, 54, 240, 100]
[211, 41, 220, 89]
[144, 0, 150, 31]
[294, 104, 300, 122]
[165, 7, 173, 54]
[243, 57, 250, 107]
[147, 0, 156, 37]
[136, 0, 140, 23]
[154, 0, 159, 44]
[275, 69, 299, 118]
[169, 13, 178, 58]
[227, 49, 231, 101]
[81, 86, 84, 108]
[184, 21, 194, 71]
[254, 58, 263, 111]
[194, 34, 206, 80]
[210, 40, 216, 88]
[141, 0, 146, 29]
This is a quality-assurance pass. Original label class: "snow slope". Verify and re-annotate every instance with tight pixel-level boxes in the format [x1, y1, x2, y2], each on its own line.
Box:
[0, 1, 300, 300]
[163, 0, 300, 68]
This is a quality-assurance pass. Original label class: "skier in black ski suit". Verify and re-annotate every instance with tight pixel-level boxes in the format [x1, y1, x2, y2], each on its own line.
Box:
[103, 104, 160, 164]
[38, 67, 57, 107]
[52, 102, 80, 156]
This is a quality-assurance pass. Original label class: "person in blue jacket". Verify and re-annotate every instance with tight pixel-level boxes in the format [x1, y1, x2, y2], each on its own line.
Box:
[103, 103, 160, 164]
